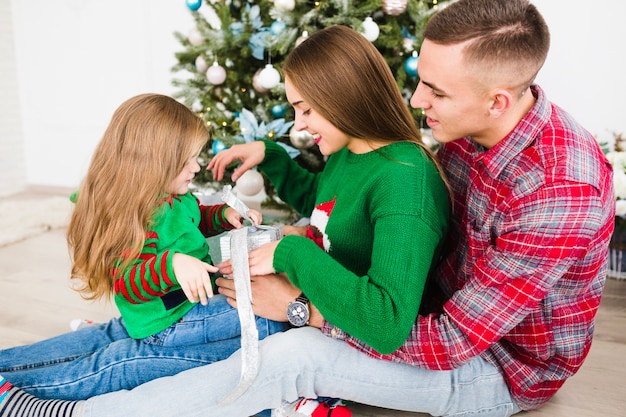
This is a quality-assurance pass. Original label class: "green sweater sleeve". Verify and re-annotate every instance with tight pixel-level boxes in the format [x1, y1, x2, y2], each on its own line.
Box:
[259, 139, 321, 216]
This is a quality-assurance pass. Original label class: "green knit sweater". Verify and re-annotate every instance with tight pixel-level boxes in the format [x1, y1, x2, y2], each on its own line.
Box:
[260, 140, 450, 354]
[113, 192, 234, 339]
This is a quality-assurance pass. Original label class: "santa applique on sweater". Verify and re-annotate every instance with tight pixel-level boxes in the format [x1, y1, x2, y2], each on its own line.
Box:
[306, 197, 335, 252]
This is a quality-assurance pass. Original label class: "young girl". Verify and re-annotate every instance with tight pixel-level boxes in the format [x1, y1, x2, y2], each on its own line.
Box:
[0, 93, 287, 400]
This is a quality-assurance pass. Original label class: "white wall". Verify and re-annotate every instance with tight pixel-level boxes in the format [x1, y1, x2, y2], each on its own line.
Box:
[6, 0, 194, 191]
[4, 0, 626, 190]
[533, 0, 626, 143]
[0, 0, 26, 196]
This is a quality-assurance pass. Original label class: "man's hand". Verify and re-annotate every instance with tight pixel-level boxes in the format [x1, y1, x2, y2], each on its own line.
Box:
[216, 273, 299, 322]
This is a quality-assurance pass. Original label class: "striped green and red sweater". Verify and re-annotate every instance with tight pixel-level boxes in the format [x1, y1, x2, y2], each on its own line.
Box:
[113, 192, 234, 339]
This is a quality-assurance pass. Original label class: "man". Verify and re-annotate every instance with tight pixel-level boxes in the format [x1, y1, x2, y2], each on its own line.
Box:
[0, 1, 614, 416]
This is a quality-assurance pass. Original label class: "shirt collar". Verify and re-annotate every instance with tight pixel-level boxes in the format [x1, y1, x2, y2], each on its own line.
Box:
[473, 85, 551, 178]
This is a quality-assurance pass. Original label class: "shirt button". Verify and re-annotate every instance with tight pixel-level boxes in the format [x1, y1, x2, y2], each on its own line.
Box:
[331, 327, 339, 338]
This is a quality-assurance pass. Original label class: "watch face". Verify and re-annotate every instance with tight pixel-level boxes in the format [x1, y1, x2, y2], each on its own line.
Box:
[287, 301, 309, 327]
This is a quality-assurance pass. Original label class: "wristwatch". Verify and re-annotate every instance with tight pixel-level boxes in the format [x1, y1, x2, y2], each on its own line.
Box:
[287, 293, 310, 327]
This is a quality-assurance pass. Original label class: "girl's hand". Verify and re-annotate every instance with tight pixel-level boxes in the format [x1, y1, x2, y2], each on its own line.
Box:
[208, 141, 266, 182]
[224, 207, 263, 228]
[172, 253, 218, 305]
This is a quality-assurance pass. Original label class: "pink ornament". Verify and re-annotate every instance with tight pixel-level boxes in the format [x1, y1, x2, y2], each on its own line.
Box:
[195, 56, 208, 72]
[206, 63, 227, 85]
[188, 28, 204, 46]
[252, 68, 270, 93]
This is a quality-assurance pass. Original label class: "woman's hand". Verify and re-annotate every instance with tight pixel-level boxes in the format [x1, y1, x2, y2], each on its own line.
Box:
[247, 241, 279, 275]
[208, 141, 266, 182]
[172, 253, 218, 305]
[217, 240, 278, 276]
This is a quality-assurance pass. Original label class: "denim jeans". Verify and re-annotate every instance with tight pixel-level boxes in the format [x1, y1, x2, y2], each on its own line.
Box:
[83, 327, 522, 417]
[0, 294, 287, 400]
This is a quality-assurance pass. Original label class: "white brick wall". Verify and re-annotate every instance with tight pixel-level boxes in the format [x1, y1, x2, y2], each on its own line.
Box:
[0, 0, 26, 197]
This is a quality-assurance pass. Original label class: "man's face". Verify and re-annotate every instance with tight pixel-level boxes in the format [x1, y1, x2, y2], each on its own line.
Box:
[410, 39, 493, 146]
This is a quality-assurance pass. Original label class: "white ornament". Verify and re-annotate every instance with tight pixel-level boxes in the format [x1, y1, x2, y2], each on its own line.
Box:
[258, 64, 281, 90]
[191, 99, 203, 113]
[206, 62, 227, 85]
[195, 56, 208, 72]
[236, 170, 264, 196]
[360, 17, 380, 42]
[295, 30, 309, 47]
[188, 28, 205, 46]
[289, 127, 315, 149]
[274, 0, 295, 11]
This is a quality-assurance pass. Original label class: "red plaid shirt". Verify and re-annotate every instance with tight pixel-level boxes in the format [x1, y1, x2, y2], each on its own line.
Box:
[322, 86, 615, 410]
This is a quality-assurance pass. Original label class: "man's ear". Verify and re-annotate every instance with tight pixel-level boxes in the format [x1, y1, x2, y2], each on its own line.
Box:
[488, 89, 513, 118]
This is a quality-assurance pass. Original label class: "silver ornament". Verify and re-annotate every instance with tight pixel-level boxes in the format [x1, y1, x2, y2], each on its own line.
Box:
[382, 0, 408, 16]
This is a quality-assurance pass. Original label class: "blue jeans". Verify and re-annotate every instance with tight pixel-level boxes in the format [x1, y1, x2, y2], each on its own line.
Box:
[0, 294, 287, 400]
[83, 327, 522, 417]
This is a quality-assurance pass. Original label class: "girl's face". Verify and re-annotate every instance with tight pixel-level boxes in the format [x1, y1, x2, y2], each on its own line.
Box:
[168, 153, 201, 195]
[285, 77, 354, 156]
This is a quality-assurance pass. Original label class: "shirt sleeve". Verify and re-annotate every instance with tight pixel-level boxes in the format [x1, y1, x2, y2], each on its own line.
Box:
[344, 181, 607, 368]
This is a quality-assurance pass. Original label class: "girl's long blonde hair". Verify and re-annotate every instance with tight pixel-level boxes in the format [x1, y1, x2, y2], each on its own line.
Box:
[67, 93, 209, 300]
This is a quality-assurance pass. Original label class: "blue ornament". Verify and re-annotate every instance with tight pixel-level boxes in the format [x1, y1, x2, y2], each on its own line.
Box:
[271, 104, 287, 118]
[212, 139, 226, 155]
[404, 53, 418, 78]
[270, 20, 287, 36]
[186, 0, 202, 11]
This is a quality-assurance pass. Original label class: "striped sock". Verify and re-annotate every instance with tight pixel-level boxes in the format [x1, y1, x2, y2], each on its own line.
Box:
[0, 376, 84, 417]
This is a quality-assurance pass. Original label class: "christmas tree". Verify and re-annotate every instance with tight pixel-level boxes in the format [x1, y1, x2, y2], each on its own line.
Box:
[171, 0, 442, 212]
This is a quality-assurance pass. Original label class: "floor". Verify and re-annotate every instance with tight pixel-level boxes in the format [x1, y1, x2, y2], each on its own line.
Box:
[0, 188, 624, 417]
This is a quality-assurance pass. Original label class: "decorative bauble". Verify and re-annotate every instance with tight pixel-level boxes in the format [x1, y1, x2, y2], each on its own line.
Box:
[289, 127, 315, 149]
[270, 20, 287, 36]
[212, 139, 226, 155]
[258, 64, 281, 90]
[191, 99, 203, 113]
[236, 170, 264, 196]
[206, 62, 227, 85]
[274, 0, 295, 12]
[252, 69, 270, 93]
[186, 0, 202, 12]
[188, 28, 204, 46]
[403, 37, 415, 53]
[295, 30, 309, 47]
[360, 17, 380, 42]
[382, 0, 408, 15]
[271, 104, 287, 118]
[404, 52, 418, 77]
[195, 55, 208, 72]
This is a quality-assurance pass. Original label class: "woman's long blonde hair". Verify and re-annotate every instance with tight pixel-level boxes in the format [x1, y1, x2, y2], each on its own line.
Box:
[67, 93, 209, 300]
[282, 25, 449, 193]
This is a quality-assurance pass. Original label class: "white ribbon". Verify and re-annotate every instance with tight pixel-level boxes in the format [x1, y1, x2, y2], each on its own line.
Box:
[219, 227, 259, 405]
